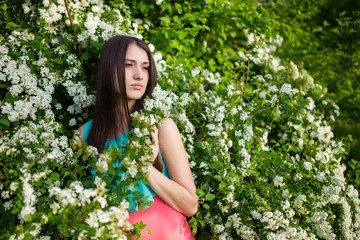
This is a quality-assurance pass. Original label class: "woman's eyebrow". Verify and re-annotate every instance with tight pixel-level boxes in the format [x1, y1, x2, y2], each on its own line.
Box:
[125, 59, 150, 64]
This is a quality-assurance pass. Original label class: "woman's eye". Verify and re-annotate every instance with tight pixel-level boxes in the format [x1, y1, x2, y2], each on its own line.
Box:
[125, 63, 132, 67]
[143, 67, 149, 70]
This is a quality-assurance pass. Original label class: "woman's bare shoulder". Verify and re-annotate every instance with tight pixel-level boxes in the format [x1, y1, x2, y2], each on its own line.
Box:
[158, 118, 183, 146]
[78, 124, 85, 143]
[159, 118, 177, 129]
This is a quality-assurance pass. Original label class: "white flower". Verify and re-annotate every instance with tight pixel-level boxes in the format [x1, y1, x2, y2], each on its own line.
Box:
[1, 190, 10, 199]
[96, 158, 108, 173]
[294, 194, 307, 209]
[280, 83, 293, 95]
[250, 210, 262, 220]
[273, 175, 284, 187]
[254, 75, 265, 82]
[240, 112, 249, 121]
[69, 118, 77, 126]
[214, 224, 225, 233]
[10, 182, 19, 191]
[148, 43, 155, 52]
[259, 91, 267, 98]
[267, 85, 278, 93]
[307, 97, 315, 110]
[120, 199, 130, 209]
[238, 51, 248, 60]
[265, 74, 273, 80]
[4, 200, 13, 210]
[127, 162, 138, 178]
[191, 67, 201, 77]
[156, 0, 163, 5]
[270, 94, 278, 103]
[97, 197, 107, 208]
[289, 61, 299, 80]
[247, 32, 255, 45]
[43, 0, 49, 7]
[281, 200, 290, 210]
[317, 126, 333, 143]
[304, 161, 312, 171]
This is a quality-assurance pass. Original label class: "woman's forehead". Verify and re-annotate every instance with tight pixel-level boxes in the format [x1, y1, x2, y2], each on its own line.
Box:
[125, 44, 149, 63]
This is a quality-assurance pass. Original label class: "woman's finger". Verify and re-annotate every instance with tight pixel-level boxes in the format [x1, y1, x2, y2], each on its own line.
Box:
[149, 126, 159, 162]
[151, 126, 158, 144]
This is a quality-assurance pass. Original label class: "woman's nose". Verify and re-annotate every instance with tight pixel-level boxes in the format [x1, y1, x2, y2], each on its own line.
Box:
[134, 66, 144, 80]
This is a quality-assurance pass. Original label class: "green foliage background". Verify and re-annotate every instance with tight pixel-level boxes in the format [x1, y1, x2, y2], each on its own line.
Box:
[127, 0, 360, 188]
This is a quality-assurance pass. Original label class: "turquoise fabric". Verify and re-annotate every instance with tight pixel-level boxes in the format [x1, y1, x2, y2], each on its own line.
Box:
[83, 120, 169, 212]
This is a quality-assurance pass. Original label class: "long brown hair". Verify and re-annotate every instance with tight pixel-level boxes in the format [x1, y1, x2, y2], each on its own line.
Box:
[87, 35, 162, 171]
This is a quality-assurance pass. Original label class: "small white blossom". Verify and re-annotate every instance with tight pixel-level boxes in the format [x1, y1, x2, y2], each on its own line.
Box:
[280, 83, 293, 95]
[273, 175, 285, 187]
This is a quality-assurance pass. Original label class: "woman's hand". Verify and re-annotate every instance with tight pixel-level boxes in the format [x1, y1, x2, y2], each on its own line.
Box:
[149, 126, 159, 163]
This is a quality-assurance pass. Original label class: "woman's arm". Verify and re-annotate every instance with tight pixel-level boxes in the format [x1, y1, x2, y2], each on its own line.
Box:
[146, 118, 198, 217]
[78, 124, 85, 143]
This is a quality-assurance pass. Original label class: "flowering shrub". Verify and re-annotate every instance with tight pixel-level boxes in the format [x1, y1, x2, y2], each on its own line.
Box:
[1, 0, 359, 240]
[0, 0, 149, 239]
[153, 63, 360, 239]
[129, 0, 360, 190]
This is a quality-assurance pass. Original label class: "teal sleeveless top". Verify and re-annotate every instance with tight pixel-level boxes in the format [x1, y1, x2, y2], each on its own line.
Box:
[83, 120, 170, 212]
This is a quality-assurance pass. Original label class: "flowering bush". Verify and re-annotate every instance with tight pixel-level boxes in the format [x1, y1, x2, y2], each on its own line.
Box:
[0, 0, 149, 239]
[153, 63, 360, 239]
[128, 0, 360, 190]
[1, 0, 359, 240]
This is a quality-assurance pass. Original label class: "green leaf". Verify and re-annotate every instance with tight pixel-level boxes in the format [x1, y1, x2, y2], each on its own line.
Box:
[51, 172, 60, 181]
[1, 4, 7, 12]
[76, 149, 82, 157]
[292, 146, 300, 153]
[24, 233, 32, 240]
[6, 22, 18, 30]
[54, 58, 63, 64]
[208, 58, 216, 68]
[138, 202, 146, 211]
[203, 203, 210, 209]
[27, 51, 35, 60]
[0, 119, 10, 127]
[32, 40, 42, 50]
[108, 166, 116, 175]
[196, 189, 205, 197]
[205, 193, 215, 201]
[313, 25, 322, 32]
[213, 175, 222, 182]
[293, 120, 302, 125]
[351, 159, 358, 164]
[82, 52, 90, 60]
[83, 179, 93, 187]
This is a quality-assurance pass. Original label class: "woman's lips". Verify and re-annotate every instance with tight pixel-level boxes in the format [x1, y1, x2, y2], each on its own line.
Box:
[131, 84, 143, 90]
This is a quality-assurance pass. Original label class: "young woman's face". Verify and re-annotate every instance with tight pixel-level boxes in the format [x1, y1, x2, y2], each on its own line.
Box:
[124, 43, 150, 109]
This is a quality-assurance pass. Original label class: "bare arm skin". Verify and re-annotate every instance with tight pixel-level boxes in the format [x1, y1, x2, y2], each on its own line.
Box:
[147, 118, 198, 217]
[78, 124, 85, 143]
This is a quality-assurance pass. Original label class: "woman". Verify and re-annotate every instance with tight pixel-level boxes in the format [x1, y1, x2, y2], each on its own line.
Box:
[78, 35, 198, 239]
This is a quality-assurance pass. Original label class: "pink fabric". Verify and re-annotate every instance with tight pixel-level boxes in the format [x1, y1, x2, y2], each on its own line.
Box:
[129, 196, 196, 240]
